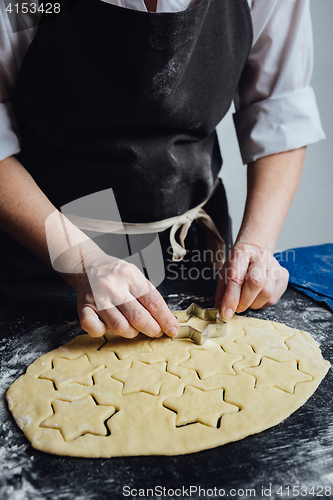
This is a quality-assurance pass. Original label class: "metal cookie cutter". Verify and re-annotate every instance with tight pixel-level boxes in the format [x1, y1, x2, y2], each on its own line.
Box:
[171, 303, 227, 345]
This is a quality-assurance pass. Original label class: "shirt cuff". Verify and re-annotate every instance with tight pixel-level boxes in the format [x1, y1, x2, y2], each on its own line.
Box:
[233, 86, 326, 165]
[0, 102, 21, 161]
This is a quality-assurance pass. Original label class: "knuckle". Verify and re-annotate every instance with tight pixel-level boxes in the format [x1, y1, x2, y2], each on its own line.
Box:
[282, 268, 289, 280]
[229, 275, 244, 287]
[263, 291, 281, 308]
[120, 262, 139, 279]
[111, 260, 125, 275]
[110, 317, 128, 333]
[146, 294, 164, 313]
[128, 309, 146, 326]
[248, 275, 264, 289]
[272, 264, 288, 279]
[260, 286, 274, 300]
[132, 271, 146, 287]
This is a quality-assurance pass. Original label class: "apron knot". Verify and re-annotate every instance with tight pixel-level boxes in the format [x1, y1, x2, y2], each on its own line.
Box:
[169, 207, 225, 269]
[64, 180, 226, 270]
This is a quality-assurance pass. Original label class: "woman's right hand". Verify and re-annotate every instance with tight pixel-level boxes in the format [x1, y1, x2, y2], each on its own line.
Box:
[66, 249, 179, 339]
[0, 157, 179, 340]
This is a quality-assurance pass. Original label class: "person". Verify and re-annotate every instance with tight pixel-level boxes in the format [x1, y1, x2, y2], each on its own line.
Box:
[0, 0, 325, 339]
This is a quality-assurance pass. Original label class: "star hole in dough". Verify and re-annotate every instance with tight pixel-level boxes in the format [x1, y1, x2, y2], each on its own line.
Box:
[243, 357, 313, 394]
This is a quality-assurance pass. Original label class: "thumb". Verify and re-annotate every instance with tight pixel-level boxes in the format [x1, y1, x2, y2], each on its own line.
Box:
[78, 305, 109, 337]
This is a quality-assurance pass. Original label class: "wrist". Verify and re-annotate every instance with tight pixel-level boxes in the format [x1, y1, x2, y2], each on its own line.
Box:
[57, 243, 122, 294]
[54, 241, 107, 291]
[234, 231, 277, 254]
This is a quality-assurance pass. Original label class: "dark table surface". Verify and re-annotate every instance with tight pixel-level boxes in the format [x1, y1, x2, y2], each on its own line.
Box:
[1, 283, 333, 500]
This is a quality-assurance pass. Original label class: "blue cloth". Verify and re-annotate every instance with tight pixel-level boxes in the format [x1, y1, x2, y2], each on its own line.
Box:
[274, 244, 333, 311]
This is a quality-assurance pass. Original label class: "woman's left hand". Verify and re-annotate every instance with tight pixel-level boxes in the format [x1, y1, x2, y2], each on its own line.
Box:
[214, 242, 289, 318]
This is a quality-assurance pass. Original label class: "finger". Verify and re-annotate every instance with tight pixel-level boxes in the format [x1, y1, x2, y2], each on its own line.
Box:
[79, 305, 109, 338]
[249, 268, 275, 310]
[220, 251, 250, 319]
[260, 267, 289, 309]
[126, 264, 152, 299]
[236, 260, 267, 313]
[117, 296, 163, 338]
[99, 305, 139, 339]
[138, 285, 179, 337]
[214, 267, 227, 308]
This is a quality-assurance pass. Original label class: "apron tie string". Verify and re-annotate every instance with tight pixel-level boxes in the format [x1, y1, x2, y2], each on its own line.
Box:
[64, 180, 225, 270]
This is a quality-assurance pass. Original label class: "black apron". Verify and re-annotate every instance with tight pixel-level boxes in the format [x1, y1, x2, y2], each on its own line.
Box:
[0, 0, 253, 298]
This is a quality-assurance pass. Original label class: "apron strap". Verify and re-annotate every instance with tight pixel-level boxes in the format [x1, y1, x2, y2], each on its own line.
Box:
[64, 180, 225, 269]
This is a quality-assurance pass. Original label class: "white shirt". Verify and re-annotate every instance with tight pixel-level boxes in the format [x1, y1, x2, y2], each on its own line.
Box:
[0, 0, 325, 164]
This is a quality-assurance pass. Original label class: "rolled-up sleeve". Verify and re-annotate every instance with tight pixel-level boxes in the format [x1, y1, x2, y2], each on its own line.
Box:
[0, 101, 21, 160]
[233, 0, 326, 165]
[0, 0, 37, 161]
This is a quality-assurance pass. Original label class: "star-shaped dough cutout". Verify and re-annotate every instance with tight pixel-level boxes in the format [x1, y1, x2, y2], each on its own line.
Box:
[101, 333, 152, 359]
[40, 395, 115, 441]
[243, 357, 313, 393]
[180, 347, 242, 379]
[163, 386, 239, 428]
[235, 324, 294, 353]
[112, 361, 179, 396]
[39, 355, 104, 389]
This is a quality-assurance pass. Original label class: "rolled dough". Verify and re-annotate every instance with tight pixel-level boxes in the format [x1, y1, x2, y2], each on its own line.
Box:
[6, 315, 330, 457]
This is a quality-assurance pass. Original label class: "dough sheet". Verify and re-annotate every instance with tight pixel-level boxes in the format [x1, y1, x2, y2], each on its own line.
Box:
[6, 315, 330, 457]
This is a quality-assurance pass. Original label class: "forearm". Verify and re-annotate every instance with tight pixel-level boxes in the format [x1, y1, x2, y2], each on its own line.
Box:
[0, 155, 179, 337]
[216, 147, 306, 317]
[0, 155, 96, 276]
[235, 147, 306, 252]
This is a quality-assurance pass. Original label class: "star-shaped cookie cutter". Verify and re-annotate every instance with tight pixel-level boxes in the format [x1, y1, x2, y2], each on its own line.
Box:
[171, 303, 227, 345]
